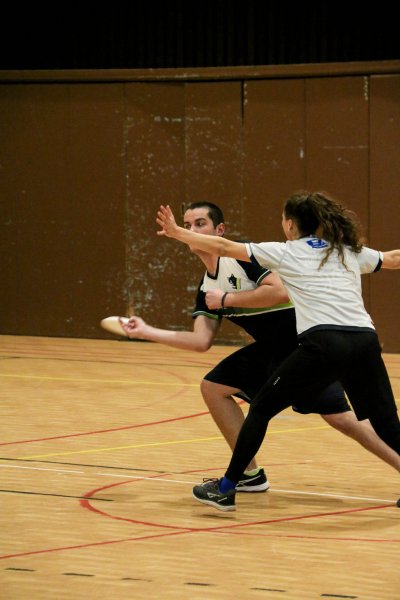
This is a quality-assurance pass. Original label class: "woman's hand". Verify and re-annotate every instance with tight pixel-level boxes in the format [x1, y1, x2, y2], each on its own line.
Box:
[156, 205, 179, 238]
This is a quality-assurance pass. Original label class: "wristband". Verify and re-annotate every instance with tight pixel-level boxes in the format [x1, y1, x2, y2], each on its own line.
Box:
[221, 292, 228, 308]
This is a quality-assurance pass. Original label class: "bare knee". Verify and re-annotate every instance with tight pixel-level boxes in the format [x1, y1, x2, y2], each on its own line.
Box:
[200, 379, 215, 403]
[200, 379, 238, 409]
[322, 411, 359, 435]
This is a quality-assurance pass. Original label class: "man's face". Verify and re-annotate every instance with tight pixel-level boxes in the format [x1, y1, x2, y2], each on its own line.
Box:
[183, 207, 224, 252]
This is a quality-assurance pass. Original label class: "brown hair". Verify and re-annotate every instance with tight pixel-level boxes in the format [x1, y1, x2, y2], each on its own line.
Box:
[283, 191, 365, 268]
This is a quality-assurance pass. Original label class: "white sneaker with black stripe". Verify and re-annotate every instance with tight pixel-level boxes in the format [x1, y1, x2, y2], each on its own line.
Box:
[236, 468, 270, 492]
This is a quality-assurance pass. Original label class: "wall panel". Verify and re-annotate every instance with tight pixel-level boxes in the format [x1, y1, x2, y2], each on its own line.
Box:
[243, 79, 306, 242]
[0, 84, 126, 337]
[123, 83, 192, 333]
[369, 74, 400, 352]
[306, 77, 371, 309]
[306, 77, 369, 219]
[1, 66, 399, 349]
[185, 82, 243, 230]
[184, 82, 244, 342]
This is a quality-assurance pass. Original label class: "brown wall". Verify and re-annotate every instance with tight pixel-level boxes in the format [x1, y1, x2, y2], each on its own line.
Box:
[1, 63, 399, 350]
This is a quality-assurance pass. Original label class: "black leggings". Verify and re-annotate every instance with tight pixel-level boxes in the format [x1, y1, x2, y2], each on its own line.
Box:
[225, 329, 400, 483]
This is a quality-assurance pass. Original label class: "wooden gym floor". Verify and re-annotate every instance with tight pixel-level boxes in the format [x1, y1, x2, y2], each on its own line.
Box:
[0, 335, 399, 599]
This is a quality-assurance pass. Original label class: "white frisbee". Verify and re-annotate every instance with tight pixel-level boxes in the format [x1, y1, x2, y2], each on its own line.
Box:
[100, 316, 129, 337]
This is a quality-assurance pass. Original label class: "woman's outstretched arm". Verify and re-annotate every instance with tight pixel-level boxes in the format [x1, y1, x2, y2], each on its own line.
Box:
[156, 204, 250, 261]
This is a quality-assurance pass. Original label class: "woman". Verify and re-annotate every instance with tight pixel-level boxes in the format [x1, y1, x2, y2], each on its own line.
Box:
[156, 191, 400, 511]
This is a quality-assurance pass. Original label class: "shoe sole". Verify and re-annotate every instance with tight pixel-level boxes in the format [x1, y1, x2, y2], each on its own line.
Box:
[192, 492, 236, 511]
[236, 482, 270, 493]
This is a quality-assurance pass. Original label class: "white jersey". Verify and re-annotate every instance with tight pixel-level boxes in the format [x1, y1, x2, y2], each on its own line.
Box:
[192, 255, 295, 343]
[245, 237, 383, 336]
[198, 256, 292, 317]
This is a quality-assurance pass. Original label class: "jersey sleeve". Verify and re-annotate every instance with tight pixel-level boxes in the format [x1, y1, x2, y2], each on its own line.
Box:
[237, 255, 271, 284]
[357, 247, 383, 273]
[245, 241, 286, 270]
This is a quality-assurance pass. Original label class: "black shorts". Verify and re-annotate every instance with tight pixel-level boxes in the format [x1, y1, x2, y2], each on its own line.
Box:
[250, 329, 397, 422]
[204, 341, 350, 415]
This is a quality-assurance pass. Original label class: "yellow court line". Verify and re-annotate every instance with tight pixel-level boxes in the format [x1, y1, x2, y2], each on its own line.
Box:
[0, 373, 197, 387]
[20, 425, 330, 460]
[20, 437, 222, 459]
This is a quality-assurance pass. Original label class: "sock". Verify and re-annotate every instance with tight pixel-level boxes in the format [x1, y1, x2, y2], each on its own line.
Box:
[219, 476, 236, 493]
[243, 467, 261, 476]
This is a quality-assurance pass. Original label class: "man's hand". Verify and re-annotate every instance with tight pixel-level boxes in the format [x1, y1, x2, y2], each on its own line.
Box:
[205, 289, 226, 310]
[119, 316, 149, 339]
[156, 205, 179, 238]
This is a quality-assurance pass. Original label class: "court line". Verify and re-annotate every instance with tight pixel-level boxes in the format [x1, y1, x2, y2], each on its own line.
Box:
[3, 507, 398, 562]
[0, 372, 198, 386]
[0, 530, 189, 560]
[18, 425, 330, 459]
[0, 464, 85, 474]
[0, 410, 212, 447]
[0, 457, 169, 473]
[1, 467, 398, 561]
[0, 489, 112, 502]
[79, 478, 400, 542]
[0, 400, 295, 449]
[0, 349, 217, 369]
[0, 462, 394, 505]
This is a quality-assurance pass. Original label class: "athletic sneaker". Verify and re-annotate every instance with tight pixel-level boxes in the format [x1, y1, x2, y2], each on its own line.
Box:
[192, 478, 236, 511]
[236, 468, 270, 492]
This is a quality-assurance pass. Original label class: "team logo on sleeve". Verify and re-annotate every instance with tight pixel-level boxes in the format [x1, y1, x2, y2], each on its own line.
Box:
[228, 274, 241, 289]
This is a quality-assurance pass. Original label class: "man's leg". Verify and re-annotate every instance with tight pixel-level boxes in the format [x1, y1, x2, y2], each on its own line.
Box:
[200, 379, 258, 471]
[322, 412, 400, 473]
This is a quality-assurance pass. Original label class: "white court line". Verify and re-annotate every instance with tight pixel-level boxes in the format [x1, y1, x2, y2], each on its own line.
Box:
[0, 464, 84, 474]
[270, 487, 396, 504]
[0, 462, 396, 505]
[98, 473, 396, 504]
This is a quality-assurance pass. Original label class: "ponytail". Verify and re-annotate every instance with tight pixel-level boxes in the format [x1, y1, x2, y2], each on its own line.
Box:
[284, 191, 364, 268]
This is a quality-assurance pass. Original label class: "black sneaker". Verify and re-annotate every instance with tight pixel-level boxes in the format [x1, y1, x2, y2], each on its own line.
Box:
[192, 478, 236, 511]
[236, 468, 270, 492]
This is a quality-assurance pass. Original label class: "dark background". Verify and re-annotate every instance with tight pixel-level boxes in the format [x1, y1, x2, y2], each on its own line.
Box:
[1, 1, 399, 70]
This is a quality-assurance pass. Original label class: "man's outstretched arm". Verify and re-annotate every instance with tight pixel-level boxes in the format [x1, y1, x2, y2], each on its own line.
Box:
[119, 314, 219, 352]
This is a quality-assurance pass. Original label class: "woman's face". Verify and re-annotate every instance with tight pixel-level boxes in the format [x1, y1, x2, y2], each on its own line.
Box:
[281, 213, 296, 240]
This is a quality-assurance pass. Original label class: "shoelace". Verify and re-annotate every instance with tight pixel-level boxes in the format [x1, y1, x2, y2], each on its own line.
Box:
[201, 477, 219, 486]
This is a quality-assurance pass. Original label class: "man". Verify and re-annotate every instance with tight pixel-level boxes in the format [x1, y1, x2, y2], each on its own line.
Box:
[119, 202, 400, 492]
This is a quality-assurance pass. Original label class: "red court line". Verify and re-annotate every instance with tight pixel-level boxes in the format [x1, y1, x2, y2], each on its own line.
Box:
[0, 410, 211, 447]
[1, 472, 398, 560]
[80, 476, 399, 534]
[223, 530, 400, 543]
[0, 530, 190, 560]
[1, 499, 396, 560]
[0, 344, 217, 367]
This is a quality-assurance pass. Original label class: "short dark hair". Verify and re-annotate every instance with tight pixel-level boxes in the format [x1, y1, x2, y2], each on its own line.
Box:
[184, 201, 224, 227]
